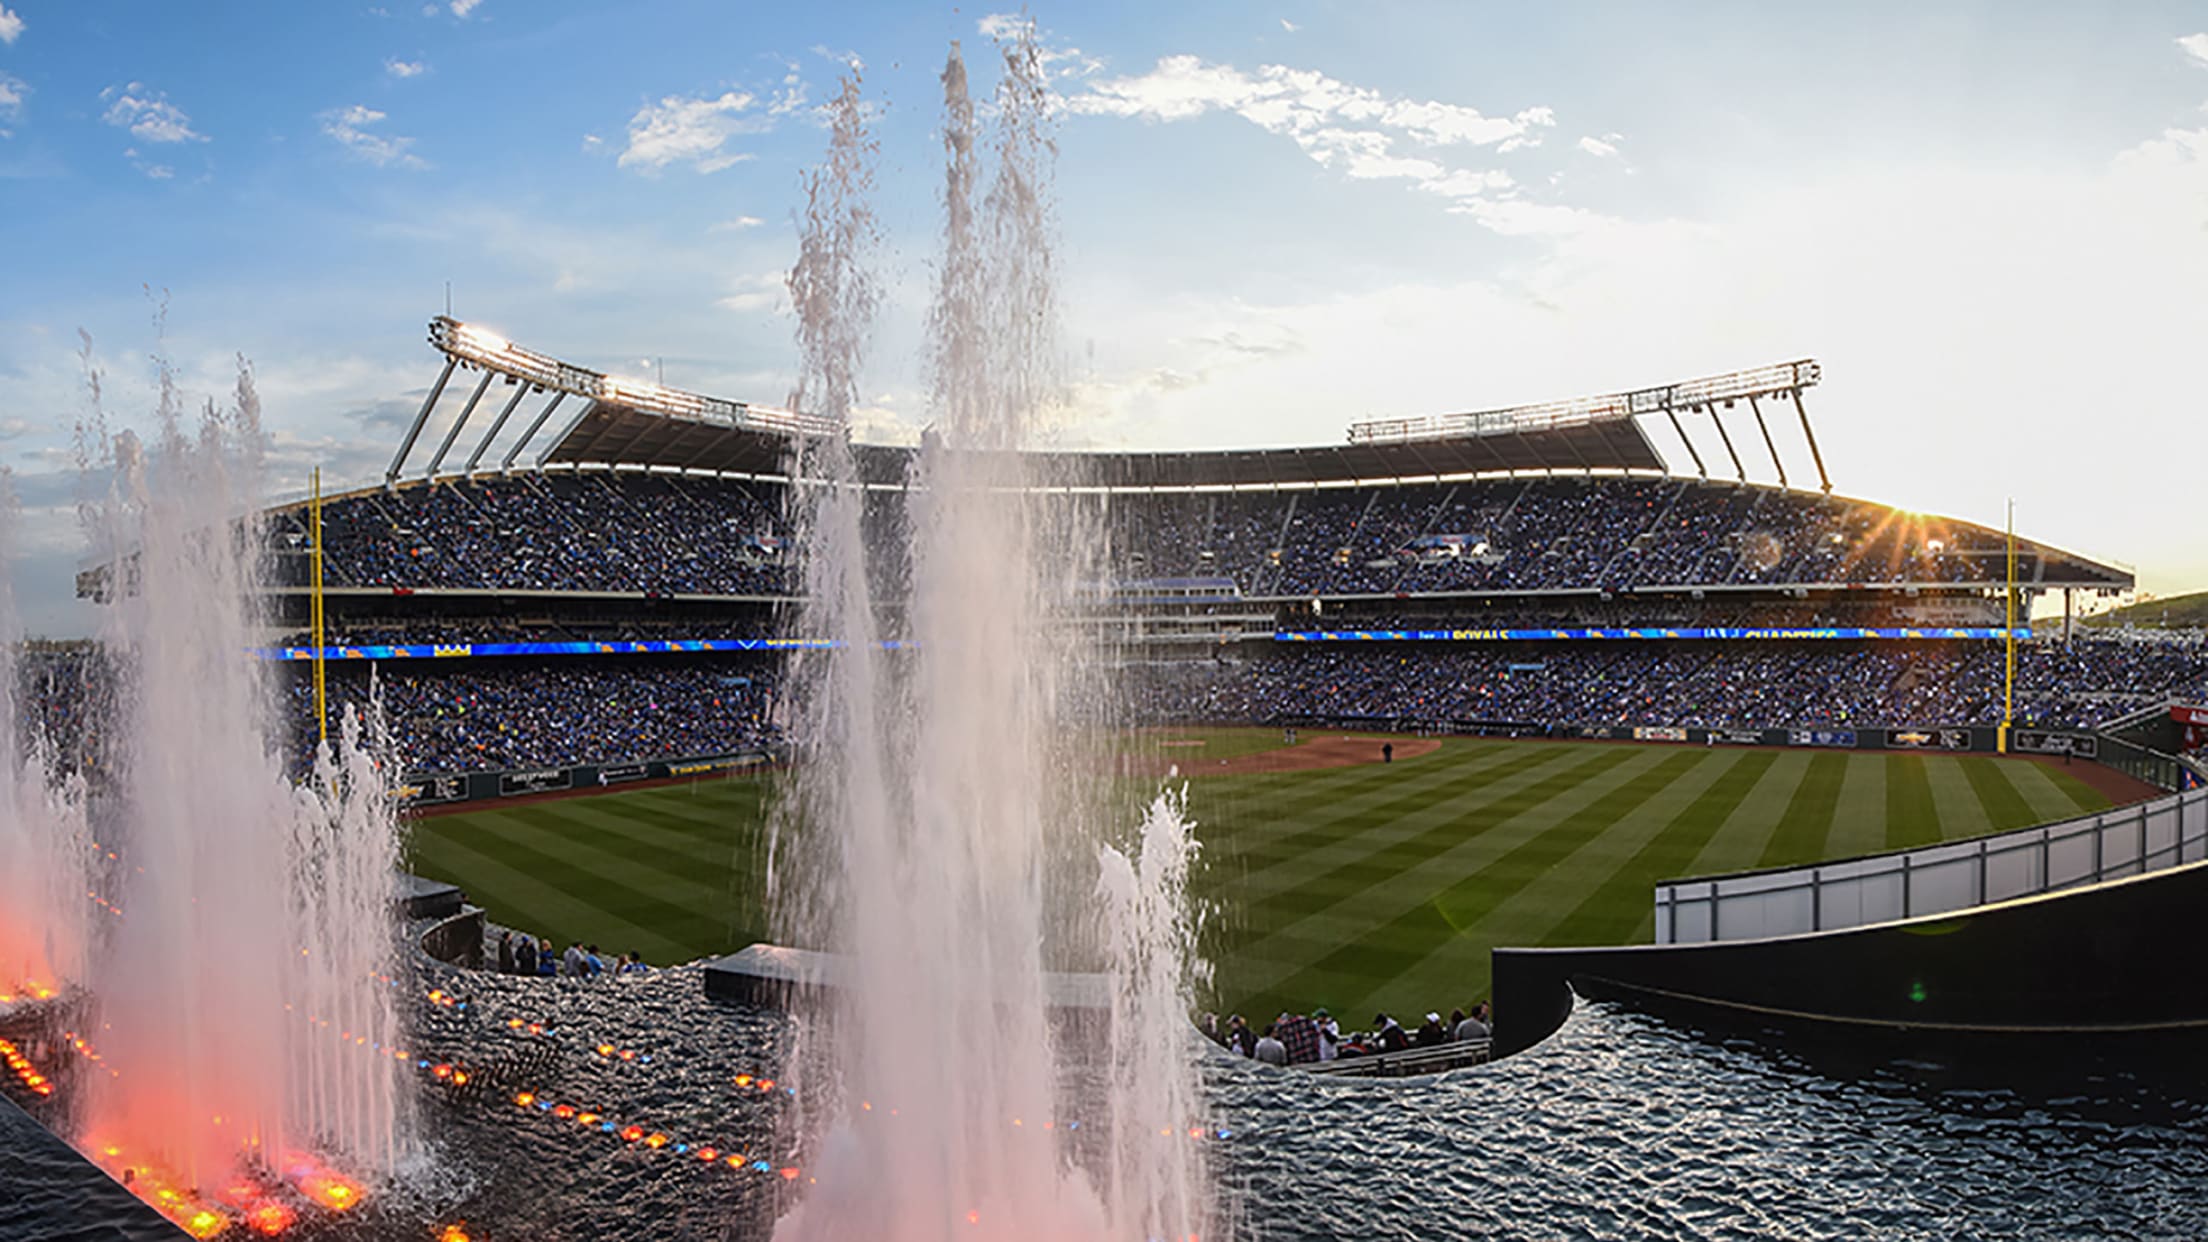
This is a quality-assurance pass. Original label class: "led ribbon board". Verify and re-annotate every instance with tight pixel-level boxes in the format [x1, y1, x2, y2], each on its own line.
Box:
[253, 638, 866, 661]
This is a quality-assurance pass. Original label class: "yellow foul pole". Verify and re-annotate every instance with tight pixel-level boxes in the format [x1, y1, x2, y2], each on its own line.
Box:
[312, 467, 328, 750]
[2001, 498, 2015, 754]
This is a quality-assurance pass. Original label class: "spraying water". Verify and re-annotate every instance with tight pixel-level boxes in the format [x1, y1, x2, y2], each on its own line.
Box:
[71, 345, 409, 1201]
[0, 477, 95, 1010]
[773, 30, 1211, 1240]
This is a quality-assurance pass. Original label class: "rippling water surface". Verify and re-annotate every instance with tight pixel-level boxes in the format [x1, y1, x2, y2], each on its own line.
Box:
[8, 962, 2206, 1240]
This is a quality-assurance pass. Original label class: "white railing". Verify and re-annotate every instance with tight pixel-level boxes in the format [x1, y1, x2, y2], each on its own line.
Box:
[1655, 784, 2208, 943]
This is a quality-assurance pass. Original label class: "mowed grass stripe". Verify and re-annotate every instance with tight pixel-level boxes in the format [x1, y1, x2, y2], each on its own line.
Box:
[1210, 742, 1558, 877]
[1681, 751, 1814, 878]
[514, 802, 746, 904]
[1885, 756, 1939, 851]
[1923, 757, 1995, 840]
[1220, 745, 1640, 952]
[1274, 749, 1709, 1019]
[1757, 752, 1849, 870]
[1549, 750, 1781, 947]
[1228, 746, 1671, 1001]
[2002, 759, 2108, 821]
[1959, 755, 2039, 832]
[508, 799, 753, 874]
[458, 810, 739, 957]
[1377, 750, 1726, 1013]
[408, 828, 691, 962]
[1221, 745, 1596, 908]
[1821, 755, 1889, 860]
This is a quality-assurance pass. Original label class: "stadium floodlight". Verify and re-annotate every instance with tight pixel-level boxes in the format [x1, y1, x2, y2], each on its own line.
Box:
[1347, 360, 1821, 447]
[425, 315, 840, 441]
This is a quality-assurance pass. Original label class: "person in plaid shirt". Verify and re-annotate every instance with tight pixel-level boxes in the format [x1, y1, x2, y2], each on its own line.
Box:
[1274, 1011, 1321, 1064]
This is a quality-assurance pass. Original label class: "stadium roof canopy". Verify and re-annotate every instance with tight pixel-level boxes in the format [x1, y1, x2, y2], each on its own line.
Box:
[392, 316, 1826, 490]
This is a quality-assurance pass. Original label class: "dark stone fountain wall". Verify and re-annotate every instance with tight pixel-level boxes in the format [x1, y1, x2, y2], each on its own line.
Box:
[1492, 859, 2208, 1062]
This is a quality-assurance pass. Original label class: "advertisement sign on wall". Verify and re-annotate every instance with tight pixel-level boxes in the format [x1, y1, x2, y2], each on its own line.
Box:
[1888, 728, 1973, 751]
[500, 769, 573, 797]
[1788, 729, 1858, 748]
[2011, 731, 2100, 759]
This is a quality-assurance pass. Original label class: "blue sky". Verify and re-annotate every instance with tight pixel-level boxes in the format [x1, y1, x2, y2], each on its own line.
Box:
[3, 2, 2207, 632]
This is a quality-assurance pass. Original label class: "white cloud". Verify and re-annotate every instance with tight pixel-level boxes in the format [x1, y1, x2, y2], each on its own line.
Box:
[1577, 134, 1621, 159]
[385, 58, 427, 78]
[2179, 33, 2208, 67]
[319, 104, 425, 168]
[100, 83, 208, 144]
[617, 90, 763, 173]
[0, 73, 25, 136]
[449, 0, 484, 17]
[710, 215, 765, 232]
[1280, 18, 1298, 33]
[0, 6, 22, 45]
[1072, 56, 1581, 233]
[714, 272, 785, 314]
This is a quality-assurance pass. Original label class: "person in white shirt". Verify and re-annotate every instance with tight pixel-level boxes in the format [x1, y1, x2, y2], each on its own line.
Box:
[1313, 1006, 1341, 1062]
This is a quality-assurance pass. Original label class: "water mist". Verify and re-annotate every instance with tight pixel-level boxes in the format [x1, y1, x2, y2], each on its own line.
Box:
[771, 30, 1211, 1241]
[72, 349, 409, 1199]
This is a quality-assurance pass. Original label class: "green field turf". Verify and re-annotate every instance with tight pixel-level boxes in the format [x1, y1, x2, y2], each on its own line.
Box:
[405, 732, 2115, 1027]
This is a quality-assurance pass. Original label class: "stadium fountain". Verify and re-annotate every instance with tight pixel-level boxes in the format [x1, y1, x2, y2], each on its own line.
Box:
[0, 480, 95, 1018]
[770, 33, 1212, 1241]
[58, 351, 410, 1226]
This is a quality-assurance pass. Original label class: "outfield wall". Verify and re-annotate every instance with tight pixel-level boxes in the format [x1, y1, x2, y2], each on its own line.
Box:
[1654, 784, 2208, 944]
[1280, 713, 2098, 758]
[396, 749, 774, 810]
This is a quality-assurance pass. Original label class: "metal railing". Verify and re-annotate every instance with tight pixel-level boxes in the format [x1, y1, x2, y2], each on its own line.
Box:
[1655, 784, 2208, 944]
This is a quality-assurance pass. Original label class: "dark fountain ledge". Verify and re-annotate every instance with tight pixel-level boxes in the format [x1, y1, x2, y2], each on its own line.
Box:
[1492, 854, 2208, 1063]
[705, 943, 1112, 1013]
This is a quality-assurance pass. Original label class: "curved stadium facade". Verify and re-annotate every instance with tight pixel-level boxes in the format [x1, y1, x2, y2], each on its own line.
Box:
[229, 317, 2196, 794]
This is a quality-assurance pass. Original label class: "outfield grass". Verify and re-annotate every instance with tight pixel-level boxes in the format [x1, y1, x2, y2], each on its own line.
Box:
[406, 732, 2115, 1028]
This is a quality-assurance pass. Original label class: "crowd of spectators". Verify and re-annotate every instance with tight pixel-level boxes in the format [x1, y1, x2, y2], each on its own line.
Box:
[290, 473, 2112, 600]
[287, 657, 780, 774]
[1204, 1001, 1492, 1066]
[1120, 634, 2208, 733]
[303, 473, 791, 595]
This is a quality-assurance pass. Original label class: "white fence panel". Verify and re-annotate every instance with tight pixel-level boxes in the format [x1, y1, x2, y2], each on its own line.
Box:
[1655, 785, 2208, 944]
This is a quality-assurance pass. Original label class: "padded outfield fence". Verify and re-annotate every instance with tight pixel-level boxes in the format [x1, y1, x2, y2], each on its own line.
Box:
[1654, 781, 2208, 944]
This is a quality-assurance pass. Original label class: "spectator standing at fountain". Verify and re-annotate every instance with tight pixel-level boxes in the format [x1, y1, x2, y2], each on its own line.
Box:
[1313, 1007, 1340, 1062]
[1455, 1006, 1489, 1041]
[1374, 1013, 1409, 1053]
[1254, 1023, 1289, 1066]
[1276, 1011, 1320, 1064]
[516, 935, 538, 977]
[1226, 1014, 1256, 1057]
[1415, 1012, 1449, 1047]
[584, 944, 607, 977]
[538, 938, 557, 976]
[562, 942, 586, 977]
[497, 932, 515, 975]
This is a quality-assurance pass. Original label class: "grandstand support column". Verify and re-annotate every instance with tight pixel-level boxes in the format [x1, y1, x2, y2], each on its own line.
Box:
[534, 399, 597, 471]
[498, 392, 570, 473]
[1748, 395, 1789, 488]
[424, 369, 495, 479]
[1709, 404, 1748, 482]
[1789, 387, 1833, 493]
[1664, 408, 1708, 478]
[386, 355, 457, 486]
[464, 379, 534, 476]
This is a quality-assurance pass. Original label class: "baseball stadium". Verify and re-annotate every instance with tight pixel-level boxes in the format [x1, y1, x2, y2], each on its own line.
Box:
[221, 317, 2199, 1029]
